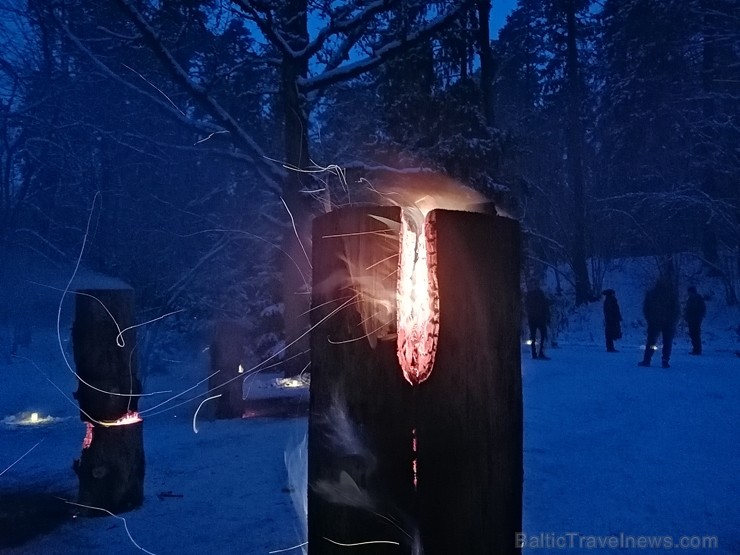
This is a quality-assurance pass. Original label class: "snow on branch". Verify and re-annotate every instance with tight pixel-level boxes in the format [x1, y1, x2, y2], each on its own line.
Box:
[299, 0, 399, 63]
[230, 0, 296, 59]
[113, 0, 284, 186]
[300, 0, 476, 93]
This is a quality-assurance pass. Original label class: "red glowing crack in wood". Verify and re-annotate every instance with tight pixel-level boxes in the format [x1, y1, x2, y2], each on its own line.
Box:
[396, 210, 439, 386]
[82, 411, 141, 449]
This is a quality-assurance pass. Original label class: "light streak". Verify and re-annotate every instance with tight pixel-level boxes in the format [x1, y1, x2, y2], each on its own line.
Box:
[61, 498, 156, 554]
[142, 293, 360, 418]
[139, 371, 219, 415]
[194, 130, 230, 145]
[115, 309, 184, 347]
[0, 439, 44, 478]
[192, 394, 222, 434]
[16, 355, 124, 427]
[122, 62, 185, 118]
[280, 196, 313, 270]
[48, 196, 175, 399]
[269, 541, 309, 554]
[323, 537, 400, 547]
[327, 318, 395, 345]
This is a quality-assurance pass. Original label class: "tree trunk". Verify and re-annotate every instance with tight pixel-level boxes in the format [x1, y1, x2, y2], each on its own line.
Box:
[72, 288, 144, 515]
[309, 206, 522, 554]
[565, 0, 591, 305]
[208, 320, 248, 419]
[477, 0, 496, 128]
[280, 0, 313, 377]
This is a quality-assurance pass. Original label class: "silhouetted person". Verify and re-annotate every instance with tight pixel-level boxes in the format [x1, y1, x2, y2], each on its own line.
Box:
[602, 289, 622, 352]
[525, 286, 550, 360]
[638, 278, 679, 368]
[684, 286, 706, 355]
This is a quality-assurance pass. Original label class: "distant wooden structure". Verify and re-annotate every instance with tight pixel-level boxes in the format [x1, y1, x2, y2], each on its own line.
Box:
[208, 320, 248, 419]
[72, 288, 144, 514]
[309, 206, 522, 554]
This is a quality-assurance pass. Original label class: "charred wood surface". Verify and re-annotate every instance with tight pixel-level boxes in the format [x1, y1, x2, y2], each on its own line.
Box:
[309, 207, 522, 555]
[209, 320, 248, 419]
[309, 206, 414, 554]
[72, 288, 144, 514]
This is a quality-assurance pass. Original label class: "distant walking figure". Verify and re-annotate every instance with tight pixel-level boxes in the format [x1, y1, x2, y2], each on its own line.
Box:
[525, 286, 550, 360]
[602, 289, 622, 352]
[684, 286, 706, 355]
[638, 278, 679, 368]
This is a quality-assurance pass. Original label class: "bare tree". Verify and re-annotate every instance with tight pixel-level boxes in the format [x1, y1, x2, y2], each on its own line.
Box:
[106, 0, 476, 375]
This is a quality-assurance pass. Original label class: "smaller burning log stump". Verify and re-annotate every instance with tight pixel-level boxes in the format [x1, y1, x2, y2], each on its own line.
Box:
[72, 289, 144, 514]
[309, 205, 522, 555]
[208, 320, 248, 419]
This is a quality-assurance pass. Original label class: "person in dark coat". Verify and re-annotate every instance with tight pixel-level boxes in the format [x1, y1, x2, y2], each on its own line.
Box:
[525, 286, 550, 360]
[602, 289, 622, 352]
[684, 286, 706, 355]
[638, 277, 679, 368]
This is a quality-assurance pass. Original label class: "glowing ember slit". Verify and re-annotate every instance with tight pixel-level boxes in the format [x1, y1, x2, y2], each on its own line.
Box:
[396, 211, 439, 385]
[98, 410, 142, 428]
[82, 423, 93, 449]
[82, 411, 141, 449]
[412, 427, 418, 490]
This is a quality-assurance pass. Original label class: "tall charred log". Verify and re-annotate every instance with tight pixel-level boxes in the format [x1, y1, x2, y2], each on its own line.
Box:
[72, 288, 144, 515]
[309, 206, 522, 554]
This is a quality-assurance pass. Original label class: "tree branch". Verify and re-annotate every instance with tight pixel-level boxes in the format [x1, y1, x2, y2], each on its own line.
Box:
[300, 0, 475, 93]
[113, 0, 284, 186]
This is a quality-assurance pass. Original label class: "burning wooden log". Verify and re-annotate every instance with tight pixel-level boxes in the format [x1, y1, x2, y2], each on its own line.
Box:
[309, 203, 522, 554]
[72, 288, 144, 514]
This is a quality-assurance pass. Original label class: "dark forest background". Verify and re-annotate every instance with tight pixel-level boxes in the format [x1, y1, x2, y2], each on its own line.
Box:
[0, 0, 737, 373]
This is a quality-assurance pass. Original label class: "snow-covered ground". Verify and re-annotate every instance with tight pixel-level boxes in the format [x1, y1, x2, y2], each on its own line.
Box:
[1, 256, 739, 554]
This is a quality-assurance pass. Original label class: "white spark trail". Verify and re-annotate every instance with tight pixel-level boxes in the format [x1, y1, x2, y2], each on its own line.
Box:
[142, 294, 360, 418]
[0, 439, 44, 478]
[122, 63, 185, 118]
[323, 537, 400, 547]
[280, 196, 312, 270]
[192, 394, 222, 434]
[116, 309, 184, 347]
[194, 130, 229, 145]
[139, 371, 219, 415]
[61, 499, 156, 554]
[269, 541, 309, 554]
[52, 196, 176, 398]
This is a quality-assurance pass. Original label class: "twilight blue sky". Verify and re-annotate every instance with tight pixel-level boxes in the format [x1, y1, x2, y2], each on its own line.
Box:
[491, 0, 517, 38]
